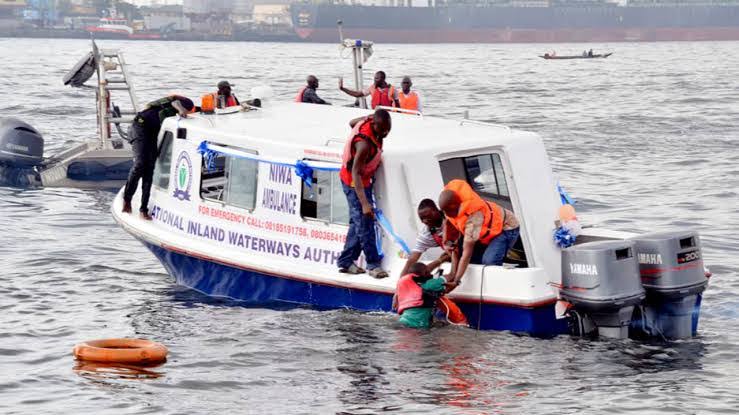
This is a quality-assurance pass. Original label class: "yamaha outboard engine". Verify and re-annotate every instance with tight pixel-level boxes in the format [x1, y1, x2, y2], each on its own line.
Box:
[631, 231, 708, 339]
[561, 241, 646, 338]
[0, 118, 44, 168]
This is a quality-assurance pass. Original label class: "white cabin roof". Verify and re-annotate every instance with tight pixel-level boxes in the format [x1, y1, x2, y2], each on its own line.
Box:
[168, 102, 534, 158]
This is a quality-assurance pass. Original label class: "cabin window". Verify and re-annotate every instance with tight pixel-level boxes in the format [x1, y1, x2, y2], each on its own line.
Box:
[200, 145, 259, 211]
[439, 152, 528, 268]
[153, 131, 174, 190]
[300, 167, 348, 225]
[439, 153, 511, 208]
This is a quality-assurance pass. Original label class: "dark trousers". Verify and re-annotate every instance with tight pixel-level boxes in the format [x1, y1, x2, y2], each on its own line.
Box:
[123, 124, 157, 213]
[337, 183, 382, 270]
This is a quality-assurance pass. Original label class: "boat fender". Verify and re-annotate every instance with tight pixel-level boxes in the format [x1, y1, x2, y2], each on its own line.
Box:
[73, 338, 168, 364]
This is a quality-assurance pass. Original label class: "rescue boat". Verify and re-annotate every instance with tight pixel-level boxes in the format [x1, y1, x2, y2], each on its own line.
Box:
[112, 39, 708, 339]
[111, 98, 709, 338]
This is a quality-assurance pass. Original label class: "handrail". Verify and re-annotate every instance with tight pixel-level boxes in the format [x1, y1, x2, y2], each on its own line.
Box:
[458, 118, 511, 131]
[374, 105, 423, 117]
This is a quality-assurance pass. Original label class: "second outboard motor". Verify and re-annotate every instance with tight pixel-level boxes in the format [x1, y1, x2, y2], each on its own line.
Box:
[631, 231, 708, 339]
[0, 117, 44, 168]
[561, 241, 646, 339]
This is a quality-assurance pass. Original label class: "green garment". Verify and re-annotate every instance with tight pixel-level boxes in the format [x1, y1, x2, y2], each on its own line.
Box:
[398, 277, 446, 329]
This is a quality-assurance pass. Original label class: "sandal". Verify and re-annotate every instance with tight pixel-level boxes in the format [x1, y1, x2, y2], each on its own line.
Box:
[368, 268, 389, 279]
[339, 264, 365, 275]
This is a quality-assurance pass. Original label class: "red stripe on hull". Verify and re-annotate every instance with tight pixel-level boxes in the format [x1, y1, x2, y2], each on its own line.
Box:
[295, 27, 739, 43]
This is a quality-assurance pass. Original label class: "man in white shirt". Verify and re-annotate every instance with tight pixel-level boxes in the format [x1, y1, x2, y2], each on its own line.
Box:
[400, 199, 455, 276]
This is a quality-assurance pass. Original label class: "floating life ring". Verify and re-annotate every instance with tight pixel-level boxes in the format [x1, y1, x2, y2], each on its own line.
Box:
[73, 338, 168, 364]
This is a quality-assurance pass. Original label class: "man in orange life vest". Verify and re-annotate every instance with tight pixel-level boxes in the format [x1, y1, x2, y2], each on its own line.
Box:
[296, 75, 330, 105]
[339, 71, 400, 109]
[337, 109, 392, 279]
[393, 262, 447, 328]
[439, 179, 520, 291]
[398, 76, 423, 113]
[213, 80, 240, 108]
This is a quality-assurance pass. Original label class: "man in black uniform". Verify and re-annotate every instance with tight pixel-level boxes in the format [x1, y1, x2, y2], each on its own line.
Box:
[122, 95, 194, 219]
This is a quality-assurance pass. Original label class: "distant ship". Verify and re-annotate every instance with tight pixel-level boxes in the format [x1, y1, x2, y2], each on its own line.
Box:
[290, 1, 739, 43]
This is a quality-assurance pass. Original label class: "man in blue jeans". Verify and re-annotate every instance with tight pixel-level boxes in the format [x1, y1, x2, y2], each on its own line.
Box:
[438, 179, 520, 292]
[337, 109, 392, 279]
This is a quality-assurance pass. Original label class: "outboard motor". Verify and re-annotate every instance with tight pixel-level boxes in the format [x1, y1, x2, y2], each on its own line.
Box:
[631, 231, 708, 339]
[0, 118, 44, 168]
[561, 241, 646, 339]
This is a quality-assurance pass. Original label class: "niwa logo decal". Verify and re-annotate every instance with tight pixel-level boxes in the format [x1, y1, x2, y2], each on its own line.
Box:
[173, 151, 192, 201]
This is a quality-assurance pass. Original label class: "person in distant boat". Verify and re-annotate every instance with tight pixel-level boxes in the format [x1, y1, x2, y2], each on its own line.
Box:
[122, 95, 194, 220]
[337, 108, 392, 279]
[397, 76, 423, 113]
[400, 199, 455, 277]
[214, 80, 239, 108]
[438, 179, 520, 292]
[588, 49, 594, 57]
[339, 71, 400, 109]
[296, 75, 330, 105]
[392, 262, 446, 329]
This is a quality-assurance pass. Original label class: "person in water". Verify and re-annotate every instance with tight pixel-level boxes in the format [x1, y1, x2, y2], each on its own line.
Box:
[296, 75, 330, 105]
[122, 95, 194, 219]
[393, 262, 446, 328]
[400, 199, 455, 277]
[339, 71, 400, 109]
[439, 179, 520, 292]
[397, 76, 422, 113]
[214, 80, 239, 108]
[588, 49, 594, 57]
[337, 109, 392, 279]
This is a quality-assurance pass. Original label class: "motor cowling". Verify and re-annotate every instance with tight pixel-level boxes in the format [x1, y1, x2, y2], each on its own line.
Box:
[0, 118, 44, 168]
[631, 231, 708, 339]
[560, 240, 645, 338]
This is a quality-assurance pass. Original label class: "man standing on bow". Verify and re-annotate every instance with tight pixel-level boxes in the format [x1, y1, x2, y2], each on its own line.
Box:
[397, 76, 423, 113]
[337, 109, 392, 279]
[122, 95, 194, 220]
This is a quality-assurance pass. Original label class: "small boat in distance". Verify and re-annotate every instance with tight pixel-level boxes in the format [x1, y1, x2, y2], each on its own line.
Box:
[540, 52, 613, 60]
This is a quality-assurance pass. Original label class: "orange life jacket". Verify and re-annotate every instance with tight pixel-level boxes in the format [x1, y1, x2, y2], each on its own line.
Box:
[211, 92, 238, 108]
[398, 90, 419, 111]
[339, 119, 383, 188]
[369, 84, 395, 109]
[295, 86, 307, 103]
[396, 274, 424, 314]
[443, 179, 505, 245]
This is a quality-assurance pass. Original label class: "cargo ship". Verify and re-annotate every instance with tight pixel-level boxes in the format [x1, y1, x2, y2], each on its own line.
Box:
[290, 1, 739, 43]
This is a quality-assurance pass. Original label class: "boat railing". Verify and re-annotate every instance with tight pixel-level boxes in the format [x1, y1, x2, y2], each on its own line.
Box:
[458, 118, 511, 131]
[375, 105, 423, 117]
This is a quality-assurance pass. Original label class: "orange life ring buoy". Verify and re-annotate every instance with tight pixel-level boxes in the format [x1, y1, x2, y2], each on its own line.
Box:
[437, 297, 469, 326]
[73, 338, 168, 364]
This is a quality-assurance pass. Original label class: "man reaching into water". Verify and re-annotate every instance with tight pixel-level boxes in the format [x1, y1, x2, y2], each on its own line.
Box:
[122, 95, 194, 219]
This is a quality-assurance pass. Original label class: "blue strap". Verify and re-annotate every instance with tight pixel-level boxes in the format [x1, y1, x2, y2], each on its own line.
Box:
[198, 140, 411, 255]
[197, 140, 339, 184]
[375, 209, 411, 256]
[557, 182, 575, 205]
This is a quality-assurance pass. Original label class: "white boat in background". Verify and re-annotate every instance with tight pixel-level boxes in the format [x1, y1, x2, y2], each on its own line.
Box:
[84, 17, 134, 36]
[0, 41, 135, 189]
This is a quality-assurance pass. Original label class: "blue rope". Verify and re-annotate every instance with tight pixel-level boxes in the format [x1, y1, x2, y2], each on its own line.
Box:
[557, 182, 575, 205]
[197, 140, 411, 256]
[375, 209, 411, 256]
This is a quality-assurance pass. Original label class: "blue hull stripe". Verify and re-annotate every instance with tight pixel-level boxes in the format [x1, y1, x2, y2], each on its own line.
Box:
[145, 241, 568, 337]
